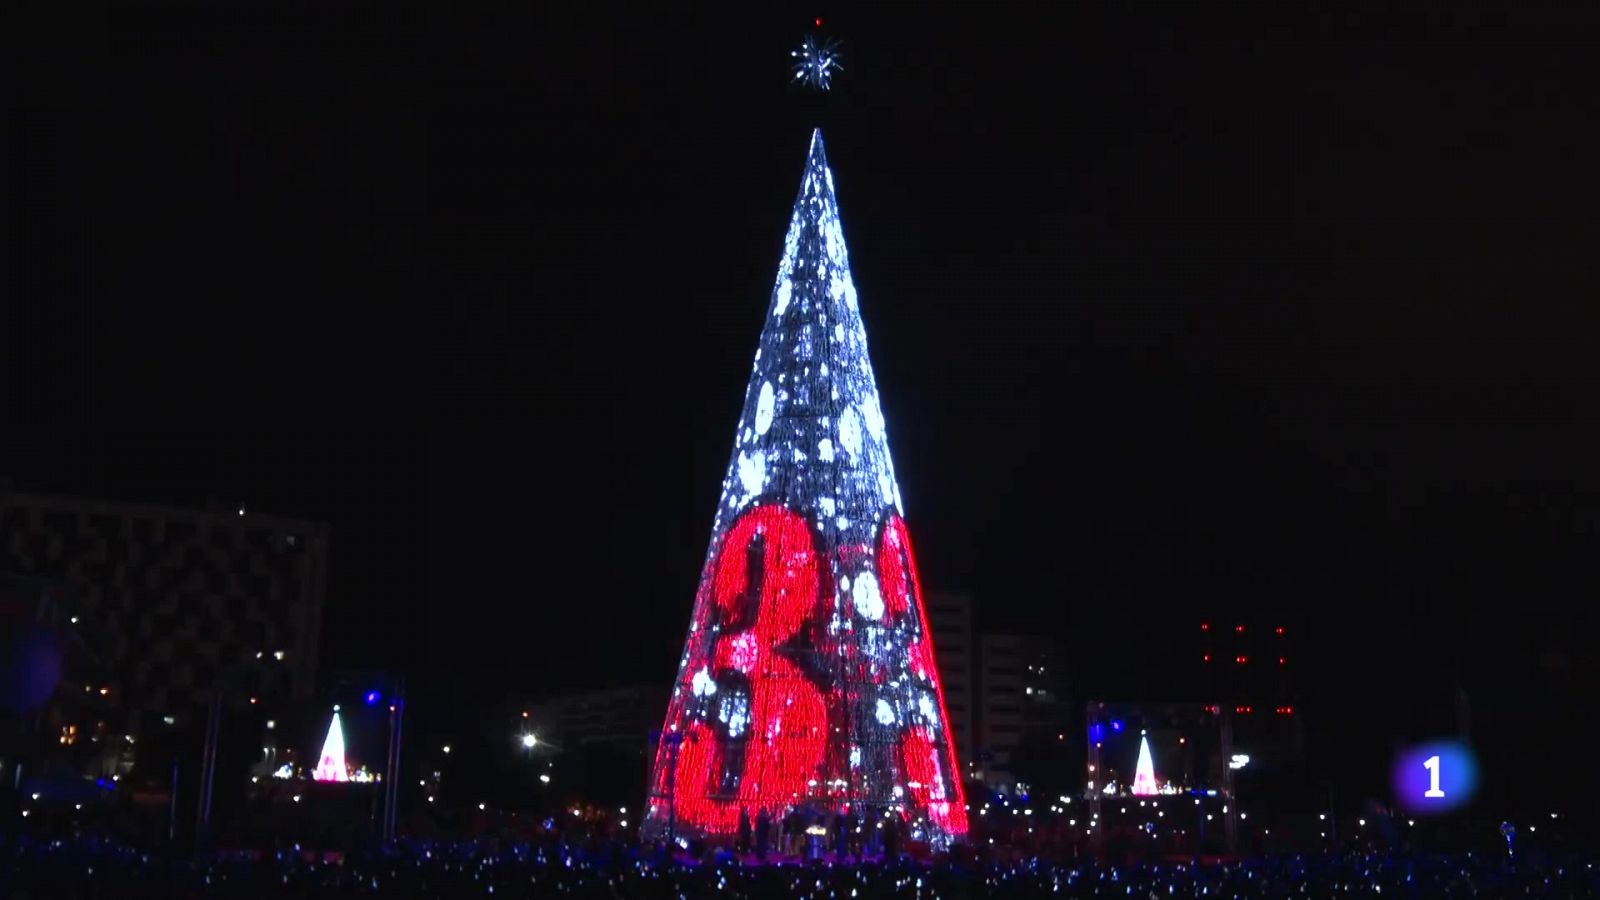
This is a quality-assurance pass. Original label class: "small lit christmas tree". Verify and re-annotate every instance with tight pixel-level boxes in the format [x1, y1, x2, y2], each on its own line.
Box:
[1132, 734, 1158, 796]
[643, 130, 967, 849]
[312, 709, 349, 783]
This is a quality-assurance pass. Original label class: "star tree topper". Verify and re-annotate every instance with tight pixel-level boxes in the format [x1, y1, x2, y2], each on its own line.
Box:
[791, 31, 843, 91]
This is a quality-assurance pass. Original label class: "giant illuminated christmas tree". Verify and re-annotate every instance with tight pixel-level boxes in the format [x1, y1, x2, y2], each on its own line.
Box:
[643, 130, 968, 850]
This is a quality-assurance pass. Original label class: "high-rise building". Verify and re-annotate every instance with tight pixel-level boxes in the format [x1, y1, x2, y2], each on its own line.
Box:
[975, 634, 1068, 793]
[1192, 616, 1308, 807]
[923, 592, 974, 775]
[0, 487, 329, 727]
[643, 131, 968, 848]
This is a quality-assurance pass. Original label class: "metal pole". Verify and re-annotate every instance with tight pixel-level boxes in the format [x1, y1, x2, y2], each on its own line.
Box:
[168, 759, 180, 842]
[195, 689, 222, 844]
[1221, 710, 1237, 855]
[383, 682, 405, 844]
[667, 732, 679, 845]
[1087, 703, 1103, 857]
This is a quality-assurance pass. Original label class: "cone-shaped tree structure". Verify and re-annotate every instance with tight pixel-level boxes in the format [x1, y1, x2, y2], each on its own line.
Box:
[312, 710, 349, 783]
[1132, 734, 1158, 796]
[643, 131, 968, 849]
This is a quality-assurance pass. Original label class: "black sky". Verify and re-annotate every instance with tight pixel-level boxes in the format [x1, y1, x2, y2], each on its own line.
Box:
[6, 5, 1599, 811]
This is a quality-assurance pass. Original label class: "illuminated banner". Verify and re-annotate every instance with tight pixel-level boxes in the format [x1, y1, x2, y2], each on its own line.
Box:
[643, 131, 967, 849]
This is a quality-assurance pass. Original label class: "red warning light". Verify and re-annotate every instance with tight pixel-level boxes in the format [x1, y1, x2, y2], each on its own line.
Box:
[1203, 654, 1211, 663]
[815, 17, 823, 26]
[1275, 626, 1285, 635]
[1235, 624, 1245, 633]
[1201, 622, 1210, 631]
[1278, 656, 1286, 665]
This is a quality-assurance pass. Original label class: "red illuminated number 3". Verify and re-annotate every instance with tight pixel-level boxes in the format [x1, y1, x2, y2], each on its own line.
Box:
[673, 505, 828, 833]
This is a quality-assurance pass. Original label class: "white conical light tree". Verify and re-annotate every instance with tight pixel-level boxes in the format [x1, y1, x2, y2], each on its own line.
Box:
[1132, 734, 1159, 796]
[312, 710, 349, 783]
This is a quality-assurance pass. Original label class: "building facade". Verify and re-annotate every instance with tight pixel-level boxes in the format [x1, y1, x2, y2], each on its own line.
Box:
[976, 634, 1068, 793]
[0, 488, 330, 728]
[528, 685, 666, 754]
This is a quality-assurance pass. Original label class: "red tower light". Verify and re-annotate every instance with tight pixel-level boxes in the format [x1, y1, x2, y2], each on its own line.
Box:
[1278, 656, 1286, 665]
[1201, 622, 1210, 632]
[1235, 624, 1245, 633]
[1203, 654, 1211, 663]
[1275, 626, 1285, 635]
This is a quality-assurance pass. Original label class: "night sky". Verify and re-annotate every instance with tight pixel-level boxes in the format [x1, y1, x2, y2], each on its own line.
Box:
[6, 6, 1598, 812]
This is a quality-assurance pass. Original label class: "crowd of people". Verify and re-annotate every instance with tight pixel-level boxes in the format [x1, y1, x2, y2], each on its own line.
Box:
[3, 830, 1596, 899]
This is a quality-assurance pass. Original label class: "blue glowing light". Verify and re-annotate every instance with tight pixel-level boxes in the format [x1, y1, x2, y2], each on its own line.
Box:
[1392, 740, 1479, 814]
[364, 690, 381, 706]
[1111, 720, 1124, 733]
[1089, 723, 1106, 743]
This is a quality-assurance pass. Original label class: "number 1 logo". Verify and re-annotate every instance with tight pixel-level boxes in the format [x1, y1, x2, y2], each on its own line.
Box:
[1423, 754, 1445, 798]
